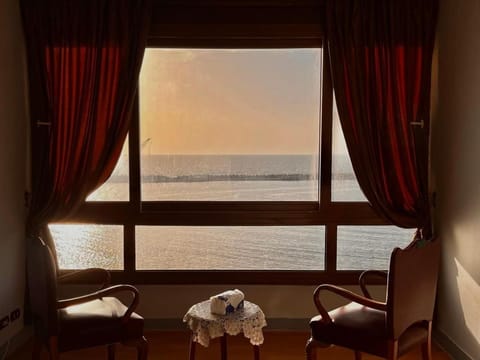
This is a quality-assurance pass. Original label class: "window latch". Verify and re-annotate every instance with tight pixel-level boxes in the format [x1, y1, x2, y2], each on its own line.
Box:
[410, 120, 424, 128]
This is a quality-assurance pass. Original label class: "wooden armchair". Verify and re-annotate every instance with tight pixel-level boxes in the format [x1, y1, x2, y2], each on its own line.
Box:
[306, 239, 441, 360]
[27, 236, 148, 359]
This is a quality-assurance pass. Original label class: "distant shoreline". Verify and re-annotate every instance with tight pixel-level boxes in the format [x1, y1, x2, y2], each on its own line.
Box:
[108, 174, 357, 183]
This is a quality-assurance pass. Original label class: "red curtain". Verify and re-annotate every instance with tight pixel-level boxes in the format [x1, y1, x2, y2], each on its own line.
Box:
[326, 0, 438, 238]
[22, 0, 151, 239]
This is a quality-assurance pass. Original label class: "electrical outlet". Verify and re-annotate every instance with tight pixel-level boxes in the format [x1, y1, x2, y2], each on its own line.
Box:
[0, 305, 23, 346]
[0, 316, 8, 331]
[0, 308, 21, 332]
[10, 308, 20, 322]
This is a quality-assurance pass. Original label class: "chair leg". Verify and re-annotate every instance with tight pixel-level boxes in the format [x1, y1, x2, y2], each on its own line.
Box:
[31, 337, 42, 360]
[220, 334, 227, 360]
[47, 337, 59, 360]
[188, 333, 196, 360]
[253, 345, 260, 360]
[354, 350, 362, 360]
[421, 321, 433, 360]
[387, 340, 398, 360]
[136, 336, 148, 360]
[306, 337, 315, 360]
[107, 344, 116, 360]
[306, 337, 331, 360]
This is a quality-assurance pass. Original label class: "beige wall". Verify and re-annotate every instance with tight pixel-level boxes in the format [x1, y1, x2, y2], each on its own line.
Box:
[434, 0, 480, 358]
[135, 284, 386, 321]
[0, 0, 28, 346]
[60, 284, 386, 326]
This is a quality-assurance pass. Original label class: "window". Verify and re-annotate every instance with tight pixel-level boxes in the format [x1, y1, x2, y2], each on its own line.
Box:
[139, 49, 320, 202]
[50, 224, 123, 270]
[135, 226, 325, 270]
[337, 226, 412, 270]
[51, 3, 414, 285]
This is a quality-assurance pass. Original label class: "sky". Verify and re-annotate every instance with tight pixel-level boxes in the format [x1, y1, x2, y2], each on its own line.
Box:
[138, 48, 322, 155]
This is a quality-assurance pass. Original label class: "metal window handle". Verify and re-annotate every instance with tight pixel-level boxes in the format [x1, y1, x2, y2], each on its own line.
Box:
[410, 120, 424, 128]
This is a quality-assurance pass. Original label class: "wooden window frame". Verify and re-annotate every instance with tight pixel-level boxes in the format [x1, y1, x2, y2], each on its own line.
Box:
[58, 0, 391, 285]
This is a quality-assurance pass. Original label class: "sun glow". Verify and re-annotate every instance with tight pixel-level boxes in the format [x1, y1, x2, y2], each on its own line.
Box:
[138, 48, 321, 155]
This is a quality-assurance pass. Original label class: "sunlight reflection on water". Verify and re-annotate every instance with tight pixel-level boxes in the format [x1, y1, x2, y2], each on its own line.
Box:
[51, 180, 413, 270]
[50, 224, 123, 270]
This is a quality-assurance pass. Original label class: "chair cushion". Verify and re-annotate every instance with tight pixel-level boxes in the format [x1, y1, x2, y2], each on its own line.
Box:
[58, 297, 144, 352]
[310, 302, 388, 356]
[309, 302, 428, 357]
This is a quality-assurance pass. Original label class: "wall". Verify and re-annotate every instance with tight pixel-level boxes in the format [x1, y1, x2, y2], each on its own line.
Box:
[433, 0, 480, 358]
[135, 284, 385, 327]
[0, 0, 28, 347]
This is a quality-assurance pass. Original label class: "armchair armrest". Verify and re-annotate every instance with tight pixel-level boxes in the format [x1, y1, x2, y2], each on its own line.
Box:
[359, 270, 387, 299]
[58, 268, 111, 290]
[57, 284, 139, 321]
[313, 284, 387, 324]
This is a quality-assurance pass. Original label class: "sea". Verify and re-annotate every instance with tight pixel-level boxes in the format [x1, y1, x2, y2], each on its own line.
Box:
[50, 155, 414, 271]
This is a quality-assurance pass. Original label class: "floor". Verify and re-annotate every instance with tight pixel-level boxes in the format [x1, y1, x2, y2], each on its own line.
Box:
[10, 330, 451, 359]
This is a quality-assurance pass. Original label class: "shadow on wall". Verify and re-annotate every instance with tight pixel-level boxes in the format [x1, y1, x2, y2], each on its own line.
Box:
[435, 231, 480, 360]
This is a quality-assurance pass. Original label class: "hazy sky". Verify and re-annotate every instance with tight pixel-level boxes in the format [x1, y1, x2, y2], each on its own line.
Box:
[138, 49, 322, 155]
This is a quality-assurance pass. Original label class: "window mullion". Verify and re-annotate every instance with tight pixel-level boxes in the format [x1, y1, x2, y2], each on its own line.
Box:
[126, 95, 141, 277]
[129, 95, 141, 210]
[320, 46, 333, 207]
[124, 223, 136, 276]
[325, 224, 337, 274]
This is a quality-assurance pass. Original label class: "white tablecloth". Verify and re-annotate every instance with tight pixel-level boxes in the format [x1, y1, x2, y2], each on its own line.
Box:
[183, 300, 267, 347]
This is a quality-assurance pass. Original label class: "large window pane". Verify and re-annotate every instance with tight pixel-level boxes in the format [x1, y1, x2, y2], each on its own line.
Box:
[337, 226, 414, 270]
[139, 49, 321, 201]
[331, 99, 367, 202]
[136, 226, 325, 270]
[87, 138, 129, 201]
[49, 224, 123, 270]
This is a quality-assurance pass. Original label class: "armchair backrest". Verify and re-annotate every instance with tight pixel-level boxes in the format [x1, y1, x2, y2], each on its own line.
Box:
[27, 236, 59, 339]
[386, 238, 441, 339]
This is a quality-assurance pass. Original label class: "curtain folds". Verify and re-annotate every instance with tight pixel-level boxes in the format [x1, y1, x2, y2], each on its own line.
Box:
[326, 0, 438, 238]
[22, 0, 151, 240]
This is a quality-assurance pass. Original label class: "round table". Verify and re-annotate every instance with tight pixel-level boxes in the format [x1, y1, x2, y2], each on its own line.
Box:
[183, 299, 267, 360]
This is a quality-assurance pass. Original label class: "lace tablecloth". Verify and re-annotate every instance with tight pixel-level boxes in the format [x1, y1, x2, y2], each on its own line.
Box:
[183, 300, 267, 347]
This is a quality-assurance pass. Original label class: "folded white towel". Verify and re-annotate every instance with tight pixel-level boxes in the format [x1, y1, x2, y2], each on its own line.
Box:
[210, 289, 245, 315]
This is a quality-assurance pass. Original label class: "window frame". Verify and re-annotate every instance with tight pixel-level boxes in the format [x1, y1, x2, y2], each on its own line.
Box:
[64, 49, 390, 285]
[57, 1, 393, 285]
